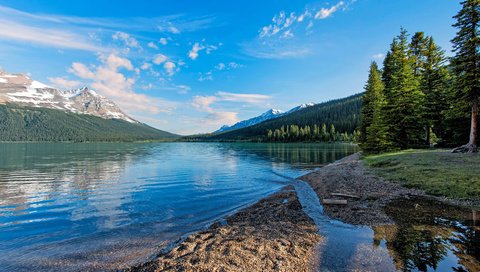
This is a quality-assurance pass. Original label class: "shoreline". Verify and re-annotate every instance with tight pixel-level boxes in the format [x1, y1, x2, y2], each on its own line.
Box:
[127, 152, 479, 271]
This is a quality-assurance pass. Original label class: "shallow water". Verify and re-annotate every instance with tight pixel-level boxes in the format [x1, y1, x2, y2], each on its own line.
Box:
[0, 142, 358, 271]
[293, 179, 480, 272]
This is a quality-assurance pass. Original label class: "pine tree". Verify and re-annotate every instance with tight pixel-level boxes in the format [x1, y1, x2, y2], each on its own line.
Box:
[384, 29, 426, 149]
[451, 0, 480, 153]
[360, 62, 384, 145]
[421, 37, 449, 145]
[360, 61, 391, 152]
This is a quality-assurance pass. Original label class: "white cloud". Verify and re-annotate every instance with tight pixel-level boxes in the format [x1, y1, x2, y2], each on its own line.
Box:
[191, 95, 217, 112]
[102, 53, 133, 70]
[217, 91, 271, 104]
[69, 62, 95, 79]
[372, 53, 385, 60]
[164, 61, 176, 76]
[315, 1, 345, 20]
[191, 91, 271, 113]
[257, 0, 353, 43]
[69, 53, 174, 114]
[0, 18, 104, 52]
[159, 37, 168, 45]
[141, 63, 151, 70]
[112, 31, 141, 49]
[215, 63, 226, 71]
[147, 41, 158, 49]
[242, 40, 311, 59]
[205, 111, 239, 126]
[188, 42, 205, 60]
[198, 71, 213, 81]
[188, 42, 220, 60]
[153, 54, 168, 65]
[282, 30, 294, 39]
[48, 77, 82, 89]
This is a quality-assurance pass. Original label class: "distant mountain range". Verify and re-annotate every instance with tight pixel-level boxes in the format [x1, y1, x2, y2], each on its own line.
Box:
[0, 70, 177, 142]
[215, 103, 315, 133]
[0, 71, 135, 122]
[202, 94, 362, 141]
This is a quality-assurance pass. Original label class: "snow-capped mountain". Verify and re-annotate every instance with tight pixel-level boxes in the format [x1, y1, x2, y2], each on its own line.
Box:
[215, 103, 315, 133]
[0, 71, 136, 123]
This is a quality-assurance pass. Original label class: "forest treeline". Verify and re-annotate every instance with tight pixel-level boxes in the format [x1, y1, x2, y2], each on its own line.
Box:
[266, 124, 360, 142]
[199, 94, 362, 142]
[360, 0, 480, 153]
[0, 104, 178, 142]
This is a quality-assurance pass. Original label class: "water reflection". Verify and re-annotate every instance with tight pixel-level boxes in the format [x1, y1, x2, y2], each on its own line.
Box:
[374, 197, 480, 271]
[0, 142, 358, 271]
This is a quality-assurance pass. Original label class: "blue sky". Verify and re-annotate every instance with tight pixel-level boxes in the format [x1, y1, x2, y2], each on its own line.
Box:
[0, 0, 460, 135]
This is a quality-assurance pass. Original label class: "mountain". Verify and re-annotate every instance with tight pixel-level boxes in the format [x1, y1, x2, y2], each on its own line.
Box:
[0, 71, 177, 142]
[204, 94, 362, 141]
[0, 71, 135, 122]
[215, 103, 315, 133]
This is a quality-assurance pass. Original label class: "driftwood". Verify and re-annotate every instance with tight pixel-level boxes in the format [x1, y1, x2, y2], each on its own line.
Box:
[330, 193, 360, 199]
[322, 199, 348, 205]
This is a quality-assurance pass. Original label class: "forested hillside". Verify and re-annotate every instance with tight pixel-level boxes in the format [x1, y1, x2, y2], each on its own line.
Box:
[195, 94, 362, 141]
[0, 104, 178, 142]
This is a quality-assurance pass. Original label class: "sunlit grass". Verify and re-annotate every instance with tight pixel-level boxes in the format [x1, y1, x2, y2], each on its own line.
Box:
[363, 149, 480, 200]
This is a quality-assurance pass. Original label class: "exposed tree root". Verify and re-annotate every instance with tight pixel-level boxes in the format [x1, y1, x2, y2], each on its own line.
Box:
[451, 143, 478, 153]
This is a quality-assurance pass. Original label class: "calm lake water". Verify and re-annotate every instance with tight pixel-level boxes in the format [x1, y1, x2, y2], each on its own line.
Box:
[0, 142, 358, 271]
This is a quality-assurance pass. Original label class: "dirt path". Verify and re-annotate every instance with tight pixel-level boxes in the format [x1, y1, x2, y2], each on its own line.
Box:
[128, 186, 322, 272]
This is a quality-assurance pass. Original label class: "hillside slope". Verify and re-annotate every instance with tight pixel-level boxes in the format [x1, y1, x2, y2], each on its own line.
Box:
[205, 93, 362, 140]
[0, 104, 178, 142]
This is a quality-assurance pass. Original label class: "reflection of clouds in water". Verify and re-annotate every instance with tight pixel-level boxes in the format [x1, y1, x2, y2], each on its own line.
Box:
[347, 242, 397, 271]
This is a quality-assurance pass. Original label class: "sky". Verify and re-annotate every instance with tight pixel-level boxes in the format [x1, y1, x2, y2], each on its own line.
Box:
[0, 0, 461, 135]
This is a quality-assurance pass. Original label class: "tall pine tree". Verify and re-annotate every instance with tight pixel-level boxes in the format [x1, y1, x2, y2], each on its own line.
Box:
[451, 0, 480, 152]
[384, 29, 426, 149]
[421, 37, 449, 145]
[360, 62, 390, 152]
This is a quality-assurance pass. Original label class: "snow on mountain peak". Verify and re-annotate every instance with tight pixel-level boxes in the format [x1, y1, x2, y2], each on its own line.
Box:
[215, 103, 316, 133]
[0, 71, 136, 123]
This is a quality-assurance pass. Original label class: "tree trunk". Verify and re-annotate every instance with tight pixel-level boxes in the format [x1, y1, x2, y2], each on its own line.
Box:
[425, 126, 431, 147]
[469, 96, 478, 146]
[452, 95, 478, 153]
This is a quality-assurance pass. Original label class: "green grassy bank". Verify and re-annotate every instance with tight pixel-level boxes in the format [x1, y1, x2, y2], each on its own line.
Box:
[363, 149, 480, 200]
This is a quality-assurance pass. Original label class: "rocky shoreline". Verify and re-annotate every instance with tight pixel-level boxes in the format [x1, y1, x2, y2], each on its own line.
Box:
[128, 186, 322, 272]
[127, 152, 478, 271]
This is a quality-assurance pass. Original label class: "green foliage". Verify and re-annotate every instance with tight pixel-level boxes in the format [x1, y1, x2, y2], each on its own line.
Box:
[359, 62, 391, 153]
[450, 0, 480, 148]
[384, 29, 426, 149]
[204, 94, 362, 141]
[265, 124, 358, 142]
[0, 104, 178, 142]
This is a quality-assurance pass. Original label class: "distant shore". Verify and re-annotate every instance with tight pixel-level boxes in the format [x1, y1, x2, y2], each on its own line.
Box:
[127, 152, 479, 271]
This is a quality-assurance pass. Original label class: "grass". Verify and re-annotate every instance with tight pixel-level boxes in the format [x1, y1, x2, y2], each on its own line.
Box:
[363, 149, 480, 200]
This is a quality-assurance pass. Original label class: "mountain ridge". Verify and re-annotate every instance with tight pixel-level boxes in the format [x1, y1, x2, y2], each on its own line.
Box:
[215, 103, 315, 133]
[0, 72, 135, 123]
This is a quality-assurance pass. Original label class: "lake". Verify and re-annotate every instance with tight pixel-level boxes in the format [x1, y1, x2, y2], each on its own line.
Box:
[0, 142, 358, 271]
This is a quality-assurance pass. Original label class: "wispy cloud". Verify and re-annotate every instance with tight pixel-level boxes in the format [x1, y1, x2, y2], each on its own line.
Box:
[188, 42, 221, 60]
[217, 91, 270, 104]
[198, 62, 243, 81]
[0, 5, 216, 51]
[314, 1, 346, 20]
[191, 91, 271, 113]
[0, 18, 104, 51]
[244, 0, 356, 59]
[112, 31, 141, 49]
[48, 77, 83, 89]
